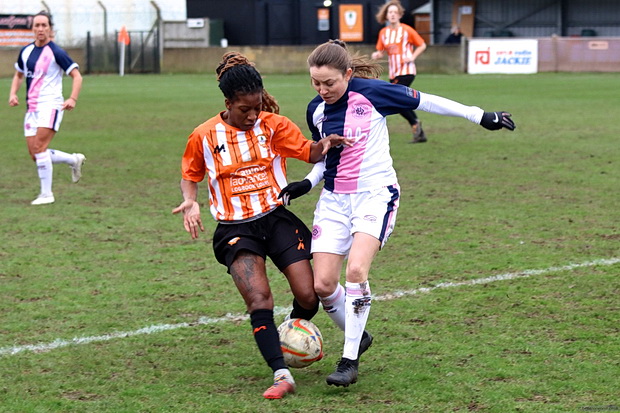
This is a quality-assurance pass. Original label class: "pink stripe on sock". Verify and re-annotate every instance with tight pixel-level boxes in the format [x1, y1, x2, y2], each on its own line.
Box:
[322, 285, 344, 308]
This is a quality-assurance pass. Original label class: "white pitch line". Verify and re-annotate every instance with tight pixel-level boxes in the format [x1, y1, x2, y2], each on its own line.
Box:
[1, 257, 618, 357]
[374, 257, 620, 301]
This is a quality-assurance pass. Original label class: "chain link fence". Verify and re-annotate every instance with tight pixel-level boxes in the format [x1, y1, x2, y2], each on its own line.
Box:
[85, 25, 160, 74]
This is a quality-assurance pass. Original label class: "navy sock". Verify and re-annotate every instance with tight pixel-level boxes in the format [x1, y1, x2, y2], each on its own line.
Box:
[289, 298, 319, 321]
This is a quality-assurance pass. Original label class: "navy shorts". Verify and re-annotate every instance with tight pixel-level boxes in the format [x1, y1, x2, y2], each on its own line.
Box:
[213, 206, 312, 273]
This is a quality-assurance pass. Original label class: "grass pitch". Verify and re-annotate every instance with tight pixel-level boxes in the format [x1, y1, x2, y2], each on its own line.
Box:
[0, 72, 619, 412]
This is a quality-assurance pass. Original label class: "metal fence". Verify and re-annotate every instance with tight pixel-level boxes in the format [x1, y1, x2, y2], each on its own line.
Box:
[85, 26, 160, 74]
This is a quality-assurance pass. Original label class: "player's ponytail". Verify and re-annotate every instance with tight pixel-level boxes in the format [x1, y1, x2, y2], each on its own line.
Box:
[216, 52, 280, 114]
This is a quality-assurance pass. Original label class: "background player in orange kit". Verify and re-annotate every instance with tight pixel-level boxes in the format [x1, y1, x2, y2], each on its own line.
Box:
[172, 52, 350, 400]
[372, 0, 428, 143]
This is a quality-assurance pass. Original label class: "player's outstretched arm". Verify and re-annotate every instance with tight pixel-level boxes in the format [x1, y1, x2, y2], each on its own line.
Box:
[309, 134, 354, 162]
[172, 179, 204, 239]
[278, 160, 325, 206]
[417, 93, 516, 131]
[480, 111, 516, 131]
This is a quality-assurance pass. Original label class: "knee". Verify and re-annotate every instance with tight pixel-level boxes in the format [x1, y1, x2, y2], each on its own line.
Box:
[314, 277, 337, 298]
[26, 144, 38, 160]
[345, 263, 368, 284]
[245, 291, 274, 314]
[295, 291, 319, 310]
[28, 143, 45, 158]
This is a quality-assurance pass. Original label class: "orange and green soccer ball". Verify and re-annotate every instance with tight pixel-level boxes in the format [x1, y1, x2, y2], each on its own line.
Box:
[278, 318, 324, 368]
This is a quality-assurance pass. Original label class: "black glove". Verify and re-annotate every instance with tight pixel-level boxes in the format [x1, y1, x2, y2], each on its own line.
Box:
[480, 111, 516, 131]
[278, 179, 312, 206]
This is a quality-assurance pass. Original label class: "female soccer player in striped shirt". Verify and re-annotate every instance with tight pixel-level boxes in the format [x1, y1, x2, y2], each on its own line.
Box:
[173, 52, 348, 399]
[372, 0, 428, 143]
[280, 39, 515, 388]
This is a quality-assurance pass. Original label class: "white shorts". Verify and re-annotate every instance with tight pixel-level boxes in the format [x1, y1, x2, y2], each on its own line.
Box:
[311, 184, 400, 255]
[24, 107, 64, 136]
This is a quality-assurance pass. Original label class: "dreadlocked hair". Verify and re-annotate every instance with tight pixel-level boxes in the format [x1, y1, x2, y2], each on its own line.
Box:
[215, 52, 280, 114]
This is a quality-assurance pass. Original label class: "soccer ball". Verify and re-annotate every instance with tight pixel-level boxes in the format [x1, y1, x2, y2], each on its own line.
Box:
[278, 318, 324, 368]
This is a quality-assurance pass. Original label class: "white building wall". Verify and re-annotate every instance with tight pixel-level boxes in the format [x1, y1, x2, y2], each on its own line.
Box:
[1, 0, 186, 46]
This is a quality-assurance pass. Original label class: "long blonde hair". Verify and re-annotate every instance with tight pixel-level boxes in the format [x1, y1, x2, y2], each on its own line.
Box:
[307, 39, 382, 79]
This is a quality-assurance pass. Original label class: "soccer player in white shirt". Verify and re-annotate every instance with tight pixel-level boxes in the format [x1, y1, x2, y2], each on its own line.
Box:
[8, 11, 86, 205]
[280, 39, 515, 388]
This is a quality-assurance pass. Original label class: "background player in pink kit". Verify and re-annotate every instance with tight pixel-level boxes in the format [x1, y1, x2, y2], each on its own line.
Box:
[8, 11, 86, 205]
[280, 39, 515, 388]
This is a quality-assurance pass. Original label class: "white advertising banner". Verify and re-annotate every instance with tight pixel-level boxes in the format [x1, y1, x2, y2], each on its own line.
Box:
[468, 39, 538, 74]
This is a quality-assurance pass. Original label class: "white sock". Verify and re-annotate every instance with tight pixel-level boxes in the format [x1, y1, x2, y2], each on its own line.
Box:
[274, 368, 295, 384]
[34, 151, 53, 196]
[319, 283, 346, 331]
[343, 281, 371, 360]
[48, 149, 75, 165]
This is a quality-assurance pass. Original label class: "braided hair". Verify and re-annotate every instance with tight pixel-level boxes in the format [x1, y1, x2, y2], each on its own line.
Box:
[215, 52, 280, 114]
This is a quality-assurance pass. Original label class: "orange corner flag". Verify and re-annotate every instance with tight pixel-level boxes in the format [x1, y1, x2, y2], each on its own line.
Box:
[118, 26, 130, 45]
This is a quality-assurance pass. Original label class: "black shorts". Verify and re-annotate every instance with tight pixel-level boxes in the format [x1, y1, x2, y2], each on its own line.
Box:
[391, 74, 416, 87]
[213, 206, 312, 273]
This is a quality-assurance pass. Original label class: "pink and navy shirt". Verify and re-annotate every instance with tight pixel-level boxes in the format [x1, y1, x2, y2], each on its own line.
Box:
[307, 78, 420, 193]
[14, 41, 78, 111]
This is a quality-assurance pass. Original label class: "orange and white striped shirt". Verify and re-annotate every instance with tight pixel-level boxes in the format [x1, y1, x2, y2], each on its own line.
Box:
[375, 24, 425, 79]
[182, 111, 313, 222]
